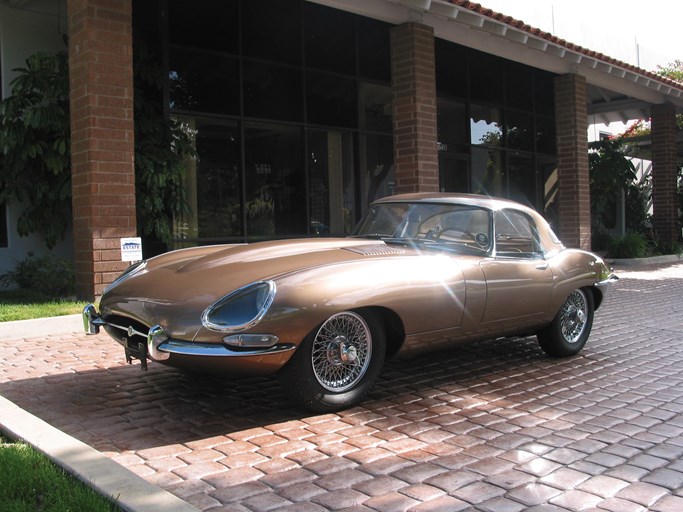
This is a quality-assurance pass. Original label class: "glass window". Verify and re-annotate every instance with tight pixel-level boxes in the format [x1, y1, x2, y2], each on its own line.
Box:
[244, 62, 303, 122]
[469, 50, 502, 103]
[506, 111, 534, 151]
[540, 155, 559, 229]
[505, 61, 533, 110]
[470, 105, 502, 146]
[494, 209, 541, 255]
[439, 153, 469, 193]
[169, 49, 239, 115]
[307, 130, 355, 235]
[360, 82, 392, 133]
[361, 134, 394, 209]
[306, 71, 357, 128]
[508, 152, 537, 207]
[435, 39, 468, 99]
[438, 99, 468, 146]
[168, 0, 238, 53]
[242, 0, 302, 64]
[471, 147, 504, 197]
[358, 17, 391, 82]
[191, 120, 242, 241]
[244, 123, 305, 238]
[534, 69, 555, 116]
[536, 116, 556, 154]
[304, 2, 355, 75]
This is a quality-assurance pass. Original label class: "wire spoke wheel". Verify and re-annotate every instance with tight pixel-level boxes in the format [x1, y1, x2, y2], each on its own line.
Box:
[559, 289, 588, 344]
[311, 311, 372, 392]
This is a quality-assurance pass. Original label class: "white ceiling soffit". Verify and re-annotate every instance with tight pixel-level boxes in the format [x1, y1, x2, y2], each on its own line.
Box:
[309, 0, 683, 117]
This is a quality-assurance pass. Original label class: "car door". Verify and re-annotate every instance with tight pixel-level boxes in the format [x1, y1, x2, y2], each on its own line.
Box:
[479, 208, 554, 329]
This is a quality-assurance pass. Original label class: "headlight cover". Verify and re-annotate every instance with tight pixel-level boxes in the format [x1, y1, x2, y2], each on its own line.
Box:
[201, 281, 276, 333]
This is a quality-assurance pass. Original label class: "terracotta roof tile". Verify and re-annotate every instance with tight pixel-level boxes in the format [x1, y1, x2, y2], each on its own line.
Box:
[447, 0, 683, 90]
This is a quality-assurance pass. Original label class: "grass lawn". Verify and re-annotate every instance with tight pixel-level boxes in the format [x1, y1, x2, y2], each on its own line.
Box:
[0, 289, 87, 322]
[0, 436, 119, 511]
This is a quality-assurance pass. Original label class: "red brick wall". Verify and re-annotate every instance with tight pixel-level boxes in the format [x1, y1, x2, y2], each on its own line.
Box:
[390, 23, 439, 194]
[68, 0, 136, 299]
[554, 74, 591, 250]
[651, 102, 679, 247]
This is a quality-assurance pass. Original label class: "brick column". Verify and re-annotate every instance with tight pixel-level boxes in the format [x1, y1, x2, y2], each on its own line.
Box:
[68, 0, 136, 299]
[651, 102, 679, 247]
[390, 22, 438, 193]
[554, 74, 591, 249]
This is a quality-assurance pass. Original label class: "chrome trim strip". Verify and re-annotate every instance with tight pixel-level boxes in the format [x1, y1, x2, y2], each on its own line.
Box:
[83, 304, 105, 335]
[157, 340, 296, 357]
[595, 274, 619, 288]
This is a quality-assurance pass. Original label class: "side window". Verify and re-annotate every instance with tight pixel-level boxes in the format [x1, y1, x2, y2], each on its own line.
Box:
[494, 209, 541, 257]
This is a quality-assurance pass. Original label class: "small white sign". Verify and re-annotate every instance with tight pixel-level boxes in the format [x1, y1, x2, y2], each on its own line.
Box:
[121, 237, 143, 262]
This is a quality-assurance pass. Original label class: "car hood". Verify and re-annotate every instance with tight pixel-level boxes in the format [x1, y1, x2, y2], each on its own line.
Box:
[99, 238, 412, 336]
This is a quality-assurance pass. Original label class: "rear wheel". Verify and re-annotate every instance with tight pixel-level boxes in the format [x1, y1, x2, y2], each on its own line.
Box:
[537, 288, 594, 357]
[280, 310, 385, 412]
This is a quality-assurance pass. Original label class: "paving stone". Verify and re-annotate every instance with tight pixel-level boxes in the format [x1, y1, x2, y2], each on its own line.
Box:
[4, 264, 683, 510]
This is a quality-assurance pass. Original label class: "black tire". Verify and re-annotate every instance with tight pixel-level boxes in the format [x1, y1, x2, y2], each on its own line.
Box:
[279, 310, 385, 412]
[537, 288, 594, 357]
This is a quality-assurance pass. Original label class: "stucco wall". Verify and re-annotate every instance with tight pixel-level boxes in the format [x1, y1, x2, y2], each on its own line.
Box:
[0, 0, 70, 277]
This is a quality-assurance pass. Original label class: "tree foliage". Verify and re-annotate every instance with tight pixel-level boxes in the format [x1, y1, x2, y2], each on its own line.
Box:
[0, 52, 71, 248]
[0, 47, 195, 250]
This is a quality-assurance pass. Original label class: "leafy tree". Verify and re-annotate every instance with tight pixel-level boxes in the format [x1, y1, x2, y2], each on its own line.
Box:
[0, 52, 71, 249]
[0, 47, 195, 250]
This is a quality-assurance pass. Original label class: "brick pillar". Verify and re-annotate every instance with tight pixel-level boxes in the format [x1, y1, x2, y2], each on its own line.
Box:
[554, 74, 591, 249]
[68, 0, 136, 299]
[390, 22, 438, 193]
[651, 102, 679, 247]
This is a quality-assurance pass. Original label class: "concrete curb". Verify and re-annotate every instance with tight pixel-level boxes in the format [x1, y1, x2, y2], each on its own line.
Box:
[607, 253, 683, 267]
[0, 395, 199, 512]
[0, 314, 83, 340]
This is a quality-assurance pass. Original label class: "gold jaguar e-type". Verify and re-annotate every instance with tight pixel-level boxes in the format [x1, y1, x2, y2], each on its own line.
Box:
[84, 193, 617, 411]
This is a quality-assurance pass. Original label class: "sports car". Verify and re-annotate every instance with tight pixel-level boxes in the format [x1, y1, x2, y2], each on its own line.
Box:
[84, 193, 617, 411]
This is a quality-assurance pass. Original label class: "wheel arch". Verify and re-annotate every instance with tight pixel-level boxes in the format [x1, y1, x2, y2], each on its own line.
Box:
[353, 306, 406, 360]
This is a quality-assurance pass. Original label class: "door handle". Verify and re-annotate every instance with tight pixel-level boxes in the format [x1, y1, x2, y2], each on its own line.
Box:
[535, 262, 549, 270]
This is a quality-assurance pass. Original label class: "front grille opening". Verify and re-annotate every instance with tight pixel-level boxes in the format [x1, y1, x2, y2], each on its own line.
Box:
[102, 314, 150, 348]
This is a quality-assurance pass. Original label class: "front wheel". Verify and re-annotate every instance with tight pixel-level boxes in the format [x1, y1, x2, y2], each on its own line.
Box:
[537, 288, 594, 357]
[279, 310, 385, 412]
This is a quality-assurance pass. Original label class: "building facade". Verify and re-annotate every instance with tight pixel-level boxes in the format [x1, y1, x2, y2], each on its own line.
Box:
[2, 0, 682, 298]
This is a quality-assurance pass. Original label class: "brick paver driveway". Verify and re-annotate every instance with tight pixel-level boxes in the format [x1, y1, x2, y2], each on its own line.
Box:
[2, 263, 683, 511]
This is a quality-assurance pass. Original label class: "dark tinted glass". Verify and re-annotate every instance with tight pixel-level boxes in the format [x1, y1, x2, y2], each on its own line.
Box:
[194, 121, 242, 239]
[505, 61, 533, 110]
[506, 111, 534, 151]
[244, 123, 306, 237]
[439, 154, 469, 193]
[534, 69, 556, 115]
[306, 71, 357, 128]
[471, 147, 504, 196]
[304, 2, 355, 74]
[244, 62, 303, 122]
[168, 0, 239, 53]
[169, 49, 240, 115]
[358, 16, 392, 81]
[360, 83, 392, 133]
[438, 99, 467, 146]
[435, 38, 468, 98]
[508, 152, 537, 207]
[363, 134, 394, 206]
[536, 115, 556, 154]
[242, 0, 301, 64]
[469, 50, 502, 103]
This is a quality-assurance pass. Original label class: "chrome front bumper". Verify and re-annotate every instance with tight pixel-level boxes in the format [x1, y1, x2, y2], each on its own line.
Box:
[83, 304, 295, 370]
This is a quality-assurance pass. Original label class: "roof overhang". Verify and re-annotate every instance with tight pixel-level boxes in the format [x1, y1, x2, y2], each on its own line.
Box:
[309, 0, 683, 125]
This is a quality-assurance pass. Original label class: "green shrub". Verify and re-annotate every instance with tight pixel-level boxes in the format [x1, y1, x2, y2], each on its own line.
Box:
[0, 253, 75, 297]
[607, 233, 648, 259]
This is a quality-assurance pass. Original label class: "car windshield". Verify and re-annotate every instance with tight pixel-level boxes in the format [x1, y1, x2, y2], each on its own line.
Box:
[353, 202, 492, 253]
